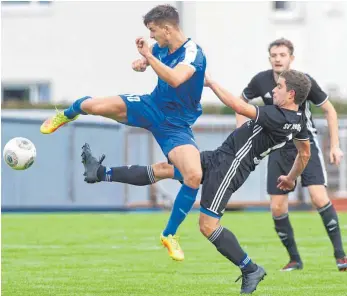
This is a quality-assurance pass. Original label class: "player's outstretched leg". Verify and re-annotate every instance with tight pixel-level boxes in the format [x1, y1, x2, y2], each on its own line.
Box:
[40, 96, 127, 134]
[199, 212, 266, 294]
[271, 194, 303, 271]
[81, 143, 172, 185]
[81, 143, 106, 184]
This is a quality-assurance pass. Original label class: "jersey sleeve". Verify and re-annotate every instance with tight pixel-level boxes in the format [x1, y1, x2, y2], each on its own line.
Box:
[179, 45, 205, 72]
[306, 74, 329, 106]
[254, 105, 283, 129]
[294, 120, 309, 141]
[242, 75, 261, 101]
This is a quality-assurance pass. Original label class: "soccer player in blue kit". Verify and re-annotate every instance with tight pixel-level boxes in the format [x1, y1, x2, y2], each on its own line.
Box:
[40, 4, 206, 261]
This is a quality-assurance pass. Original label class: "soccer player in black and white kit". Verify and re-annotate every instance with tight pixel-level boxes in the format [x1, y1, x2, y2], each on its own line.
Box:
[81, 69, 312, 294]
[237, 38, 346, 272]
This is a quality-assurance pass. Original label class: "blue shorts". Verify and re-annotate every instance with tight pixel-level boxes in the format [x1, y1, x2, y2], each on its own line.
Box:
[119, 94, 199, 157]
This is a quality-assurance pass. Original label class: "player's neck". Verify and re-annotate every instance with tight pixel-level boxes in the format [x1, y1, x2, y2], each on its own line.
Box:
[273, 72, 280, 82]
[168, 31, 187, 54]
[282, 103, 299, 112]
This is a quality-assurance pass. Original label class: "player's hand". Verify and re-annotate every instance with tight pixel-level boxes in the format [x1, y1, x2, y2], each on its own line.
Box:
[132, 58, 148, 72]
[136, 37, 151, 58]
[277, 175, 295, 191]
[204, 72, 213, 87]
[330, 146, 343, 166]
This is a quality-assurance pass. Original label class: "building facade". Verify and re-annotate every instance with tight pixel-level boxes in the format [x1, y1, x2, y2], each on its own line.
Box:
[2, 1, 347, 104]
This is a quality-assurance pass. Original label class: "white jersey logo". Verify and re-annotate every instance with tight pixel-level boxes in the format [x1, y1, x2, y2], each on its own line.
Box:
[253, 157, 261, 165]
[264, 92, 272, 99]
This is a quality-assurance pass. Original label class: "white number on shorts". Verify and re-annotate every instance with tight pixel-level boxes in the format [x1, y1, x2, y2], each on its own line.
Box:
[125, 94, 141, 102]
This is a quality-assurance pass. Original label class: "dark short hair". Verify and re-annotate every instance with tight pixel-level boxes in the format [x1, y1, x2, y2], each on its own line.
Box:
[280, 70, 312, 105]
[143, 4, 179, 27]
[268, 38, 294, 55]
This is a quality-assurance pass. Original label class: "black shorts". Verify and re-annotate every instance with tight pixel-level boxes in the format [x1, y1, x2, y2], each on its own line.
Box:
[267, 137, 327, 195]
[199, 150, 251, 217]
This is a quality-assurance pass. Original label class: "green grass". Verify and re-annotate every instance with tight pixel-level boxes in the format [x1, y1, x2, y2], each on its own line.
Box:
[2, 212, 347, 296]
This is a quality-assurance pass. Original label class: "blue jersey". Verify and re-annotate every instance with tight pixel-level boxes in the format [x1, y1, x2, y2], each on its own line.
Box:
[151, 38, 206, 127]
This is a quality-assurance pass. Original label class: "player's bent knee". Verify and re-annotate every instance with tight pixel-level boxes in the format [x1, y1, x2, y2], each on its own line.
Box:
[199, 222, 214, 237]
[183, 170, 203, 188]
[271, 202, 287, 216]
[270, 195, 289, 216]
[311, 194, 330, 208]
[308, 185, 330, 208]
[152, 162, 173, 180]
[199, 215, 219, 237]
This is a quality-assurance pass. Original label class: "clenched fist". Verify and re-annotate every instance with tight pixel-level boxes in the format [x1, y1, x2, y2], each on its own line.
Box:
[132, 58, 148, 72]
[135, 37, 151, 58]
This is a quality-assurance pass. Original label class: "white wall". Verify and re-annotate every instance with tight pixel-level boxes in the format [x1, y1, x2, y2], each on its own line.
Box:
[1, 1, 174, 103]
[2, 1, 347, 104]
[190, 1, 347, 102]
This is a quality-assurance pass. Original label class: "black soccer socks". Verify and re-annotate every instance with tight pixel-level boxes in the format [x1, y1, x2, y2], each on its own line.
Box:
[273, 213, 302, 263]
[209, 226, 258, 273]
[318, 201, 346, 259]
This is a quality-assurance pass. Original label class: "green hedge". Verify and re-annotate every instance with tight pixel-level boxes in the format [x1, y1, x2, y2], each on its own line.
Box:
[203, 99, 347, 115]
[1, 101, 71, 110]
[2, 99, 347, 115]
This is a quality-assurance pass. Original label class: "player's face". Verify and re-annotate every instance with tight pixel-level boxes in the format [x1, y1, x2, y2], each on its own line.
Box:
[147, 22, 169, 48]
[272, 77, 294, 106]
[269, 46, 294, 74]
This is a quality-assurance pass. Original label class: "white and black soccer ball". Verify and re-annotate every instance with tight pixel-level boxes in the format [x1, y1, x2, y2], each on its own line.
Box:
[3, 137, 36, 170]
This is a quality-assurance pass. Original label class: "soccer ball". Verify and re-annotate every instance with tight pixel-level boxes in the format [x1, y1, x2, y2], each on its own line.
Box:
[3, 137, 36, 170]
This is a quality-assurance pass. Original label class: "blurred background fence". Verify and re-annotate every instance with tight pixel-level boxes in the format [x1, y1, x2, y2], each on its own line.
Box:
[2, 110, 347, 211]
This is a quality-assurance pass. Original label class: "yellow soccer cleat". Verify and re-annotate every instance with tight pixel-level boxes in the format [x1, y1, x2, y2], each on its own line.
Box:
[40, 111, 79, 134]
[160, 233, 184, 261]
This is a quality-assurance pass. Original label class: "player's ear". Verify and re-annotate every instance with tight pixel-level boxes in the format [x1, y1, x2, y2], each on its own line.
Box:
[289, 89, 296, 101]
[164, 24, 172, 34]
[290, 54, 295, 63]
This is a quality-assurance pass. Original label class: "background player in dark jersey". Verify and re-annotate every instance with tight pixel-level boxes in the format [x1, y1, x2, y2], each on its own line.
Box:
[81, 69, 312, 294]
[40, 5, 207, 261]
[237, 38, 346, 271]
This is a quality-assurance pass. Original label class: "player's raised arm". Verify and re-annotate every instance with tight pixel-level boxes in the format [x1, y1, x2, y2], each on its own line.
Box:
[204, 73, 257, 120]
[235, 98, 250, 128]
[277, 139, 311, 191]
[135, 37, 196, 88]
[236, 75, 261, 127]
[131, 44, 155, 72]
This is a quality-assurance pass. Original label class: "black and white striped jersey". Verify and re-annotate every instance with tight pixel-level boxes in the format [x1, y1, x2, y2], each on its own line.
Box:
[217, 105, 309, 172]
[242, 69, 328, 139]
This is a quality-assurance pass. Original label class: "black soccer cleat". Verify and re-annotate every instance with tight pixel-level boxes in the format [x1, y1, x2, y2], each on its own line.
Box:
[336, 257, 347, 272]
[81, 143, 105, 183]
[280, 261, 303, 272]
[235, 265, 266, 294]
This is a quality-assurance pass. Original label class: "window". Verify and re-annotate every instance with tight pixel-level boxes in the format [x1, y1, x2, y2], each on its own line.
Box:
[1, 82, 51, 104]
[1, 1, 31, 4]
[270, 1, 306, 22]
[1, 1, 52, 17]
[1, 1, 51, 5]
[273, 1, 289, 10]
[2, 88, 30, 102]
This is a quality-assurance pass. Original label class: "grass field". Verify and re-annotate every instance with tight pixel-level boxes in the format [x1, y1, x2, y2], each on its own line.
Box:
[2, 211, 347, 296]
